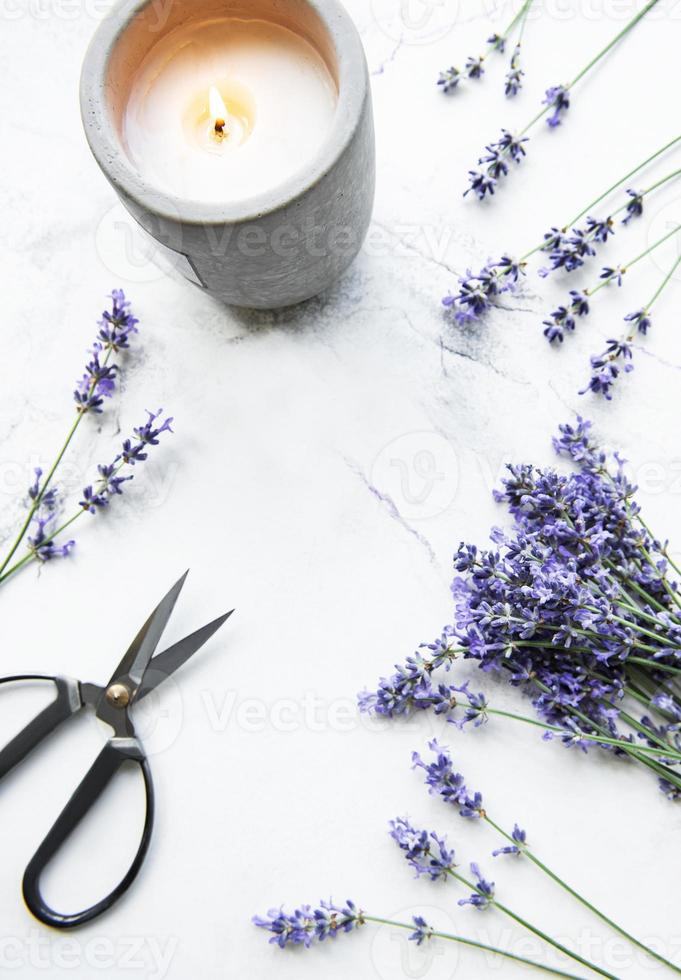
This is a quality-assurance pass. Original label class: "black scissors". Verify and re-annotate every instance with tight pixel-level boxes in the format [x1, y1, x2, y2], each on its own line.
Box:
[0, 570, 232, 930]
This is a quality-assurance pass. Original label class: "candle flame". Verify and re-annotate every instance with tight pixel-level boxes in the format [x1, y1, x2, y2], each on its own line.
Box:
[209, 85, 228, 133]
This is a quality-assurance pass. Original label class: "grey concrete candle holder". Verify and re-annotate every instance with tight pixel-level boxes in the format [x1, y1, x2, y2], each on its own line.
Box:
[80, 0, 375, 309]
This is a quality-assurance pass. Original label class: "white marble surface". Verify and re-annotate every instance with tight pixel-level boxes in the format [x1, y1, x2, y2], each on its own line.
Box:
[1, 1, 681, 978]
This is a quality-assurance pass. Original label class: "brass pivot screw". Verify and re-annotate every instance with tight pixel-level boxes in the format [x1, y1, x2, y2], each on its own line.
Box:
[106, 683, 131, 709]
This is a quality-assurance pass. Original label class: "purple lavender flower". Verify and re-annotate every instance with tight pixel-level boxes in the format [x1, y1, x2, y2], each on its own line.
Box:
[543, 306, 575, 344]
[570, 290, 590, 316]
[600, 265, 625, 287]
[624, 308, 652, 335]
[581, 339, 633, 399]
[443, 256, 525, 326]
[465, 130, 529, 199]
[63, 407, 173, 551]
[505, 44, 523, 97]
[438, 67, 461, 93]
[77, 354, 117, 401]
[464, 170, 497, 201]
[458, 864, 495, 909]
[456, 685, 489, 727]
[409, 916, 434, 945]
[120, 409, 173, 465]
[98, 289, 139, 350]
[412, 739, 468, 808]
[27, 468, 59, 513]
[651, 693, 681, 722]
[465, 55, 485, 79]
[543, 85, 570, 127]
[585, 216, 615, 244]
[459, 791, 485, 818]
[74, 389, 105, 415]
[134, 409, 174, 448]
[253, 900, 362, 948]
[27, 518, 75, 563]
[492, 825, 527, 857]
[493, 255, 524, 282]
[73, 290, 138, 414]
[97, 462, 132, 496]
[543, 290, 590, 344]
[390, 817, 457, 881]
[538, 226, 600, 277]
[622, 189, 643, 225]
[357, 654, 435, 717]
[487, 33, 505, 52]
[79, 486, 108, 514]
[659, 779, 681, 800]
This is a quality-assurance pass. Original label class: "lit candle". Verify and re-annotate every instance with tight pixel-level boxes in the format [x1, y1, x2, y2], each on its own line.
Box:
[123, 18, 338, 204]
[81, 0, 375, 309]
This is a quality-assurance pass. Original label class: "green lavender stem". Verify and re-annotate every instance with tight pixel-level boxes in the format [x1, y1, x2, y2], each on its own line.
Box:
[640, 251, 681, 312]
[518, 0, 660, 138]
[0, 346, 114, 578]
[448, 868, 617, 979]
[516, 0, 533, 44]
[482, 814, 681, 975]
[0, 455, 129, 587]
[568, 0, 658, 89]
[520, 161, 681, 264]
[524, 676, 681, 792]
[0, 416, 80, 578]
[500, 0, 534, 45]
[566, 141, 681, 229]
[486, 707, 681, 763]
[586, 225, 681, 299]
[362, 915, 587, 979]
[628, 656, 681, 675]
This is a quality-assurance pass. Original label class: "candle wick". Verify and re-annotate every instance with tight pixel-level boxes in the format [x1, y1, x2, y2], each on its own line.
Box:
[214, 117, 226, 136]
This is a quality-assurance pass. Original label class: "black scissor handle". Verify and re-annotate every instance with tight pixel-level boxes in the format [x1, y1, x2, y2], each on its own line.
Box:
[0, 676, 81, 782]
[23, 738, 155, 929]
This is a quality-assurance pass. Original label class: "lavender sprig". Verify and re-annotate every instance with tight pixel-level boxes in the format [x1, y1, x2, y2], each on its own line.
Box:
[438, 0, 533, 97]
[11, 410, 173, 578]
[442, 254, 525, 325]
[411, 740, 681, 973]
[542, 224, 681, 347]
[581, 246, 681, 398]
[445, 143, 681, 330]
[389, 817, 616, 978]
[463, 0, 661, 200]
[0, 290, 140, 580]
[505, 43, 524, 97]
[253, 901, 585, 978]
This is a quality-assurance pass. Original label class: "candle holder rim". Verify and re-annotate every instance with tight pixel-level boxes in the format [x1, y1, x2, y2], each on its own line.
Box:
[79, 0, 369, 225]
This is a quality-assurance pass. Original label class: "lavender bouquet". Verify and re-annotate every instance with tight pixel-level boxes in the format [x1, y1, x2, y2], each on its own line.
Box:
[360, 418, 681, 800]
[0, 291, 173, 587]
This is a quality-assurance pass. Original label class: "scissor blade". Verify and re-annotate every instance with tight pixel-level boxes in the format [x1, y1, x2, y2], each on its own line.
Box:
[108, 571, 190, 691]
[135, 610, 233, 702]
